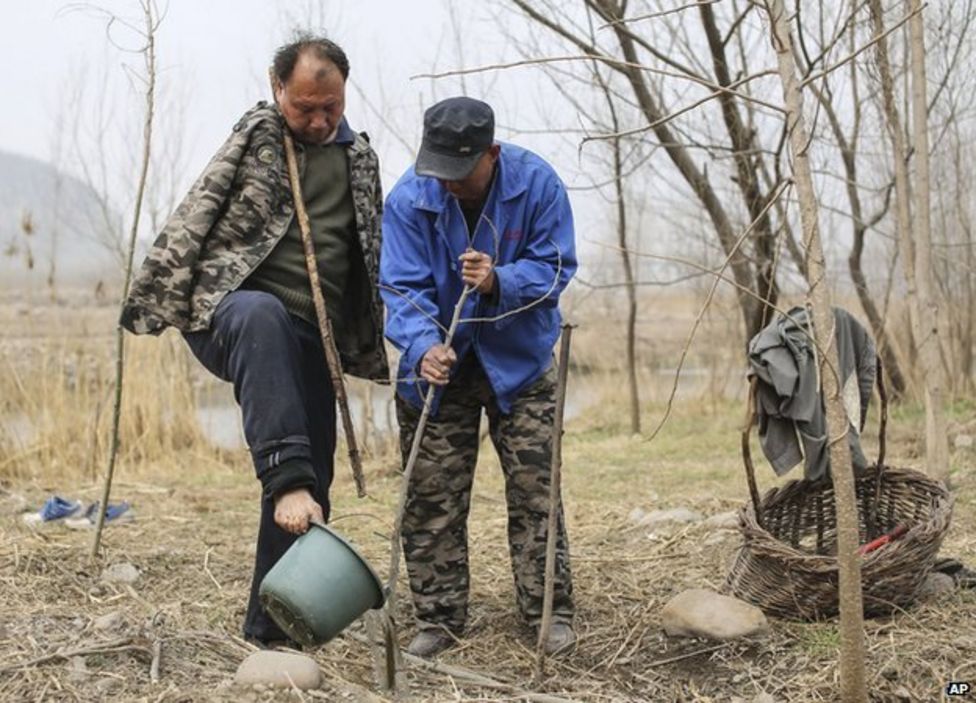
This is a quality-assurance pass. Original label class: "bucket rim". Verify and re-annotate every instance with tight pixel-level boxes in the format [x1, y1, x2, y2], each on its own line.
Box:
[309, 521, 386, 609]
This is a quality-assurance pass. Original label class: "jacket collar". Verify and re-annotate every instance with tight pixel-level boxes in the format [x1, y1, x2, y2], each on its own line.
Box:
[413, 143, 528, 213]
[332, 118, 357, 145]
[264, 103, 363, 152]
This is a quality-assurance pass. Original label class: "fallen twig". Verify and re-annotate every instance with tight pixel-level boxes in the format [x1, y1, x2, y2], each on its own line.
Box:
[0, 637, 146, 675]
[403, 646, 579, 703]
[149, 638, 161, 684]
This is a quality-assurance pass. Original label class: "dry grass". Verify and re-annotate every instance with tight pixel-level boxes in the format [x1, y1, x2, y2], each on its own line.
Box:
[1, 294, 975, 701]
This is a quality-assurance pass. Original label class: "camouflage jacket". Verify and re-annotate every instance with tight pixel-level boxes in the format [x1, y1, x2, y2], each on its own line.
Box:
[121, 102, 389, 381]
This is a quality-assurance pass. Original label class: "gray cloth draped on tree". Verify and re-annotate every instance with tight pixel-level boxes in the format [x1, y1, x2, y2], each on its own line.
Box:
[748, 306, 877, 481]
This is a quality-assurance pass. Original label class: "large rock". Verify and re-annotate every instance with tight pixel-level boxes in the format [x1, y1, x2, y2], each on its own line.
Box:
[234, 651, 322, 690]
[662, 589, 768, 640]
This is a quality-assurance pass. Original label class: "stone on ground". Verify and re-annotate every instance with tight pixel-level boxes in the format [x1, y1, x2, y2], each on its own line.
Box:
[662, 588, 768, 640]
[93, 611, 125, 632]
[101, 562, 140, 584]
[641, 507, 704, 527]
[66, 656, 89, 684]
[234, 651, 322, 690]
[916, 572, 955, 599]
[704, 511, 740, 530]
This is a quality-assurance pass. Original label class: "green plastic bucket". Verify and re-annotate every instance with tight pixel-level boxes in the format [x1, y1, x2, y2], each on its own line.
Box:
[259, 522, 385, 646]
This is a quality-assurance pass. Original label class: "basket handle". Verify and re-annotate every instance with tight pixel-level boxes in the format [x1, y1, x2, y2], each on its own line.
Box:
[875, 355, 887, 470]
[741, 376, 764, 529]
[741, 354, 887, 530]
[869, 355, 889, 539]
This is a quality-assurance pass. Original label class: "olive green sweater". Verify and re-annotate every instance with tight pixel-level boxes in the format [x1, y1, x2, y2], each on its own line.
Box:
[246, 140, 355, 336]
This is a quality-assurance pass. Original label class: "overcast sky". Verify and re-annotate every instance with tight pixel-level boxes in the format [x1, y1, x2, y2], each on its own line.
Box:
[2, 1, 671, 286]
[1, 1, 595, 190]
[3, 2, 447, 171]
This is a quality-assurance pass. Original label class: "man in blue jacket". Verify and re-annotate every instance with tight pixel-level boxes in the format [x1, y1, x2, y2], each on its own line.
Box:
[380, 97, 578, 658]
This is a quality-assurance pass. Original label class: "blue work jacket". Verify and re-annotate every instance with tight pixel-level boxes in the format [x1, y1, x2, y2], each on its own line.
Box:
[380, 142, 577, 414]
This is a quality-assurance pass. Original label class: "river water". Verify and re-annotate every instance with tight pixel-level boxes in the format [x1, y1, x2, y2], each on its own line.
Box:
[2, 366, 742, 452]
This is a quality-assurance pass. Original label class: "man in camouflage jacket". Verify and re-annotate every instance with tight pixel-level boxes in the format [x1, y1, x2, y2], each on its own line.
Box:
[121, 36, 388, 646]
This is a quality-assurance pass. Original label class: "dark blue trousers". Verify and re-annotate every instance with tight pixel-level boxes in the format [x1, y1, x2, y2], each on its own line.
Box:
[184, 290, 336, 641]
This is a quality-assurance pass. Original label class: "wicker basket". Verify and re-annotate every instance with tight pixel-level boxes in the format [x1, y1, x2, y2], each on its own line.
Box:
[725, 360, 954, 621]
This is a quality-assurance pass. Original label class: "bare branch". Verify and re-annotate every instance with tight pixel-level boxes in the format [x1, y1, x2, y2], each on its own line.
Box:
[412, 56, 785, 115]
[598, 0, 721, 29]
[579, 68, 781, 146]
[800, 4, 925, 89]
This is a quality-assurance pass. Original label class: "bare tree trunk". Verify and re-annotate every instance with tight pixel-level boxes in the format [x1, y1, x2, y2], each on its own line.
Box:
[848, 221, 908, 398]
[48, 168, 62, 300]
[807, 72, 908, 398]
[955, 135, 976, 391]
[596, 64, 640, 435]
[613, 138, 640, 435]
[592, 0, 764, 338]
[92, 0, 158, 558]
[765, 2, 868, 700]
[908, 0, 950, 481]
[699, 3, 780, 328]
[870, 0, 948, 481]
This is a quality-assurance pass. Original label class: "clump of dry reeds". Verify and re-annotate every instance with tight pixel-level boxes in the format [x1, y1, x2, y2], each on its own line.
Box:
[0, 326, 216, 485]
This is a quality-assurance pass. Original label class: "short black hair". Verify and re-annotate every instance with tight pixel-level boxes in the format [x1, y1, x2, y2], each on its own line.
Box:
[272, 33, 349, 84]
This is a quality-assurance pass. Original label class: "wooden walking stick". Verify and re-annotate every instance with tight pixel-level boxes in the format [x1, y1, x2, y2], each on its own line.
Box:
[535, 323, 574, 680]
[281, 128, 366, 497]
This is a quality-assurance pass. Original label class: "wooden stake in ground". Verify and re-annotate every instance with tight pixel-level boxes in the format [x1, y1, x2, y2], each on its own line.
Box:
[764, 1, 868, 701]
[535, 323, 574, 681]
[92, 1, 158, 559]
[281, 129, 366, 498]
[379, 284, 474, 692]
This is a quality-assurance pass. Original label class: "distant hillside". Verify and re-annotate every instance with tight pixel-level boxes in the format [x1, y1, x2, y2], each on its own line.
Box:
[0, 150, 120, 287]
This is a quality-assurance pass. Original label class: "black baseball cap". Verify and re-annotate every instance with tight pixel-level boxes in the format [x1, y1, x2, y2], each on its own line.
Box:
[415, 97, 495, 181]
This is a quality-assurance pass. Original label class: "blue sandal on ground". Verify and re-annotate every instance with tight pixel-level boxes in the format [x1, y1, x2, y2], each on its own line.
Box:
[21, 495, 83, 526]
[40, 496, 82, 520]
[65, 501, 133, 529]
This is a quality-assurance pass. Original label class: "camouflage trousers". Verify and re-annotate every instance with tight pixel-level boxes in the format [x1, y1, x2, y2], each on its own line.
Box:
[396, 355, 574, 635]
